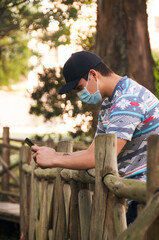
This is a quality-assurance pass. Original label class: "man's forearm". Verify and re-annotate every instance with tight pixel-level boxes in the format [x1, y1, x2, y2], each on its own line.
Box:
[31, 145, 95, 169]
[55, 149, 95, 170]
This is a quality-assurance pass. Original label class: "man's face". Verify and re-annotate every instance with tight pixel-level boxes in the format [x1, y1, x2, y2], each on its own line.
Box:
[74, 72, 98, 94]
[74, 78, 87, 92]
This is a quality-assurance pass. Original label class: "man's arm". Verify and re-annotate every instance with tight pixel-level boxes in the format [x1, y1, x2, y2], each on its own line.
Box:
[31, 137, 127, 170]
[31, 140, 95, 170]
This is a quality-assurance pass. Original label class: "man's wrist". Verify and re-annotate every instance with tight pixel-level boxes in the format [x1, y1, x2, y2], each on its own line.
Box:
[52, 152, 67, 168]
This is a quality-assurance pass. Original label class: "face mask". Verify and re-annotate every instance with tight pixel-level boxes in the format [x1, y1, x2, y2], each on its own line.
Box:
[77, 73, 102, 104]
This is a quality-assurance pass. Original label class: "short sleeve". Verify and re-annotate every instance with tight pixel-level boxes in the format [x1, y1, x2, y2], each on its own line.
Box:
[106, 115, 141, 141]
[95, 95, 147, 140]
[106, 95, 147, 141]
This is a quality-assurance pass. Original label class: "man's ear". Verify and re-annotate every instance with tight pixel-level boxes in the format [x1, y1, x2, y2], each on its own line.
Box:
[89, 69, 98, 81]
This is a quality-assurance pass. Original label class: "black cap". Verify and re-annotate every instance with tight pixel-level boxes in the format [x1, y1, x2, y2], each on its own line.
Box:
[59, 51, 101, 94]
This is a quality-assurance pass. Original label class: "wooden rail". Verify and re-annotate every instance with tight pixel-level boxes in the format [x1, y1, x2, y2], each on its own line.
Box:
[0, 126, 87, 224]
[0, 127, 55, 202]
[19, 133, 159, 240]
[1, 127, 159, 239]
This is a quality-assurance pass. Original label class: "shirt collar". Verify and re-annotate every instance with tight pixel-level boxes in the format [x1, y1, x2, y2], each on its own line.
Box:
[109, 75, 128, 102]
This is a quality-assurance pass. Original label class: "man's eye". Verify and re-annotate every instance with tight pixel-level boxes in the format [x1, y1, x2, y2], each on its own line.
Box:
[75, 87, 81, 91]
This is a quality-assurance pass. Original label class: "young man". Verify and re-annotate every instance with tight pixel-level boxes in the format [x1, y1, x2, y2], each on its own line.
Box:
[32, 51, 159, 222]
[32, 51, 159, 175]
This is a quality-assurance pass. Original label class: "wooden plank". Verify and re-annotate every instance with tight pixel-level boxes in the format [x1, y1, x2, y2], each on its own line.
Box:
[2, 127, 10, 193]
[52, 141, 73, 240]
[20, 146, 32, 240]
[38, 180, 48, 240]
[0, 156, 20, 186]
[102, 134, 127, 238]
[0, 190, 19, 198]
[89, 134, 115, 239]
[69, 180, 81, 240]
[89, 133, 127, 240]
[34, 167, 57, 180]
[147, 135, 159, 239]
[117, 192, 159, 240]
[47, 182, 54, 230]
[61, 169, 95, 184]
[0, 162, 19, 177]
[63, 183, 71, 239]
[28, 155, 36, 240]
[0, 143, 20, 150]
[114, 198, 127, 237]
[103, 174, 146, 203]
[78, 189, 92, 240]
[35, 179, 42, 240]
[0, 201, 20, 223]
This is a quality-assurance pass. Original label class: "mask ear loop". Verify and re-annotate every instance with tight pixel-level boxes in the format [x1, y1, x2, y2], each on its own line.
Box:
[97, 78, 99, 91]
[85, 72, 90, 89]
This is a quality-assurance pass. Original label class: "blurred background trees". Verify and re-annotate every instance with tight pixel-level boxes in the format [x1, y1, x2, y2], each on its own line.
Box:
[0, 0, 49, 86]
[1, 0, 159, 140]
[29, 0, 97, 140]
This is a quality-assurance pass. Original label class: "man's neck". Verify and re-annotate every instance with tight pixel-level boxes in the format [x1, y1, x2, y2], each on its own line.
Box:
[101, 73, 122, 99]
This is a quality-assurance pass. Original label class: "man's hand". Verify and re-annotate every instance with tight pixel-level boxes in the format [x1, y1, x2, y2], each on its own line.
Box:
[31, 145, 57, 168]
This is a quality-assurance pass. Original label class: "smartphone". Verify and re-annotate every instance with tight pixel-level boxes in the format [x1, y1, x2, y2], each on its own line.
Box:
[25, 138, 34, 147]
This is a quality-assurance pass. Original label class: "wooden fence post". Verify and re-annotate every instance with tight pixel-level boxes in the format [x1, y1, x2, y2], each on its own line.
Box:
[45, 139, 54, 148]
[102, 134, 127, 238]
[89, 133, 110, 240]
[52, 140, 73, 240]
[69, 180, 81, 240]
[63, 183, 71, 239]
[38, 179, 48, 240]
[28, 151, 36, 240]
[147, 135, 159, 239]
[89, 133, 127, 239]
[2, 127, 10, 194]
[78, 188, 92, 240]
[20, 146, 32, 240]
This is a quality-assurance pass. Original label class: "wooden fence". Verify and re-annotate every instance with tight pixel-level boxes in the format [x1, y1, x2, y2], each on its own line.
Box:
[20, 133, 159, 240]
[0, 127, 55, 202]
[0, 126, 87, 202]
[0, 127, 21, 201]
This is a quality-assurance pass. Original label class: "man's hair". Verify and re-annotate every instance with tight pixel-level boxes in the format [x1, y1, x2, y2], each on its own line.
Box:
[82, 62, 113, 80]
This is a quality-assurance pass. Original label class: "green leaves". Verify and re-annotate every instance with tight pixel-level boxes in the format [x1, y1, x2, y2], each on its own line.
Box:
[0, 0, 97, 137]
[0, 0, 48, 86]
[29, 0, 97, 138]
[29, 66, 95, 137]
[30, 67, 65, 119]
[0, 34, 32, 86]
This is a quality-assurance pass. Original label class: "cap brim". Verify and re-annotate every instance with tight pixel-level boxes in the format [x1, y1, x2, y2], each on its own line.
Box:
[58, 77, 80, 94]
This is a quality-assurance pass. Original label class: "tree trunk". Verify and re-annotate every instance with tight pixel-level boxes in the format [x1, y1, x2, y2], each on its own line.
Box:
[95, 0, 155, 93]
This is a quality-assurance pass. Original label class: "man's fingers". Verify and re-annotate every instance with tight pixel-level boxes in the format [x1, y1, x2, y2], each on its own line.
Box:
[31, 145, 40, 152]
[35, 162, 39, 167]
[32, 152, 37, 159]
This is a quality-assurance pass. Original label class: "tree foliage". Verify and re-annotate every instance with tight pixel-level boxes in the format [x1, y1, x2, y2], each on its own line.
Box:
[0, 0, 49, 86]
[30, 0, 158, 139]
[0, 34, 32, 86]
[30, 66, 96, 139]
[0, 0, 49, 38]
[153, 51, 159, 98]
[0, 0, 94, 86]
[30, 0, 97, 138]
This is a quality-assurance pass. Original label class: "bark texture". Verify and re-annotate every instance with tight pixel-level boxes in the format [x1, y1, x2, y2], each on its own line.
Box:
[95, 0, 155, 93]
